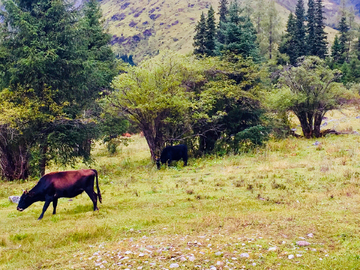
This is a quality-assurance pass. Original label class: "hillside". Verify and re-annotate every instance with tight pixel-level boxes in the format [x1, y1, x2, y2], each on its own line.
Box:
[100, 0, 347, 63]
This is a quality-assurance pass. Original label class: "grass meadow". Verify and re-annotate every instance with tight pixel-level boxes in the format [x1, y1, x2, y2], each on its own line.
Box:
[1, 109, 360, 269]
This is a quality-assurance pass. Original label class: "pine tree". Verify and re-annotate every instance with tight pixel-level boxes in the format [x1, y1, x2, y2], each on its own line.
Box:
[218, 0, 228, 23]
[0, 0, 117, 177]
[339, 14, 349, 63]
[331, 35, 342, 64]
[279, 13, 297, 64]
[295, 0, 307, 59]
[81, 0, 117, 105]
[217, 0, 228, 46]
[256, 0, 281, 60]
[222, 1, 260, 60]
[205, 6, 216, 56]
[314, 0, 328, 58]
[193, 12, 207, 56]
[306, 0, 316, 56]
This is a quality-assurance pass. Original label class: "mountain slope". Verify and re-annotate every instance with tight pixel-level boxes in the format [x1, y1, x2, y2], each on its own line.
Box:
[100, 0, 345, 63]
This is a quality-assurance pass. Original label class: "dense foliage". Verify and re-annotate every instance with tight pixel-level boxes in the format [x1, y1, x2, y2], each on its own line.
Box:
[103, 51, 269, 159]
[0, 0, 118, 179]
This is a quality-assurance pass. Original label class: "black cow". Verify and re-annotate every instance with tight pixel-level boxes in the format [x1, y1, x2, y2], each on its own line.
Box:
[17, 169, 102, 220]
[156, 144, 188, 169]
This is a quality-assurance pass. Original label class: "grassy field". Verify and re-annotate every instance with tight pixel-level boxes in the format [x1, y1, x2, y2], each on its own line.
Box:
[1, 109, 360, 269]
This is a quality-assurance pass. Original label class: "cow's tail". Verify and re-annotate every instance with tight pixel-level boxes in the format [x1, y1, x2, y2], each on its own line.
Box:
[93, 169, 102, 204]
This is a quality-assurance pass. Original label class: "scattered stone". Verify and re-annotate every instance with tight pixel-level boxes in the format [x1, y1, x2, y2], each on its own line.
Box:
[240, 253, 249, 258]
[9, 196, 20, 204]
[169, 263, 179, 268]
[307, 233, 314, 238]
[268, 247, 277, 251]
[288, 255, 294, 259]
[189, 256, 195, 262]
[296, 241, 311, 247]
[215, 251, 222, 256]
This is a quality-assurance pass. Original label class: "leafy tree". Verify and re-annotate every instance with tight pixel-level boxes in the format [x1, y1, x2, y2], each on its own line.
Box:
[295, 0, 307, 59]
[279, 13, 297, 64]
[270, 56, 351, 138]
[103, 51, 204, 160]
[205, 6, 216, 56]
[190, 54, 268, 154]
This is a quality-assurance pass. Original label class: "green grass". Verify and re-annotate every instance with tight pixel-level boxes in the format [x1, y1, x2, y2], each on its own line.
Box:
[1, 109, 360, 269]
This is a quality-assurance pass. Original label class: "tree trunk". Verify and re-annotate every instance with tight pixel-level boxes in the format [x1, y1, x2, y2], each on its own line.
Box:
[313, 112, 323, 138]
[0, 132, 30, 180]
[296, 112, 313, 138]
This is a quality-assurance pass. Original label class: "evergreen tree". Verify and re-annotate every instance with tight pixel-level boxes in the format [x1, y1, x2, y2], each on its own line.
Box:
[314, 0, 328, 58]
[217, 0, 228, 45]
[205, 6, 216, 56]
[81, 0, 118, 104]
[222, 1, 260, 60]
[306, 0, 316, 56]
[218, 0, 228, 23]
[331, 35, 342, 64]
[295, 0, 307, 59]
[259, 0, 281, 59]
[339, 14, 349, 63]
[193, 12, 207, 56]
[279, 13, 297, 64]
[0, 0, 117, 177]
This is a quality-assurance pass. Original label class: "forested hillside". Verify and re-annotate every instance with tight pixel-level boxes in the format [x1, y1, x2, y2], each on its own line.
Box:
[100, 0, 347, 62]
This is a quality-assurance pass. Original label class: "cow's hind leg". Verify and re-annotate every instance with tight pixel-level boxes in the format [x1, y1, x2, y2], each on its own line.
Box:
[52, 198, 58, 214]
[85, 188, 98, 211]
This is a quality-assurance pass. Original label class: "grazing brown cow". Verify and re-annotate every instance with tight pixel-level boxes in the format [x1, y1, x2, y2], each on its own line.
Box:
[17, 169, 102, 220]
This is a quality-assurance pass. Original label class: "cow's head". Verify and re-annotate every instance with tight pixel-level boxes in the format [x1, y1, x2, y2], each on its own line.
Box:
[17, 190, 35, 211]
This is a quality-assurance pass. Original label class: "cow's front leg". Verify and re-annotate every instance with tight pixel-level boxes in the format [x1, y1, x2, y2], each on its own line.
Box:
[38, 199, 52, 220]
[52, 198, 58, 214]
